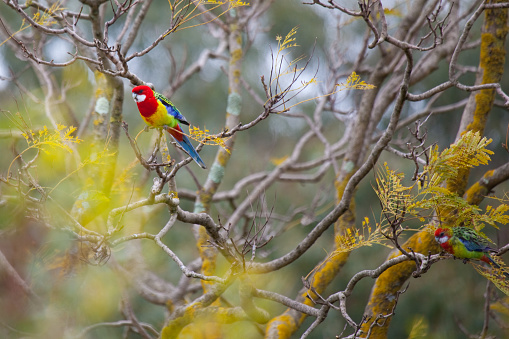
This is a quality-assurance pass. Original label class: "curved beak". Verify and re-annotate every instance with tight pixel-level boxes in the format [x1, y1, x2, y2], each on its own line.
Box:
[132, 92, 147, 102]
[132, 92, 146, 103]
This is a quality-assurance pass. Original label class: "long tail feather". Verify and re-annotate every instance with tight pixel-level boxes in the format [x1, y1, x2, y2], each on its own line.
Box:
[172, 133, 207, 169]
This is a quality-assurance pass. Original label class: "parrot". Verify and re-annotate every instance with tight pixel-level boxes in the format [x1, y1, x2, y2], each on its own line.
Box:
[131, 85, 207, 169]
[434, 226, 498, 266]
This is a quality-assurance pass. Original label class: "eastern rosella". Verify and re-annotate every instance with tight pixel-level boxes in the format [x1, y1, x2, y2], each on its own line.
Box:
[131, 85, 207, 169]
[434, 227, 497, 265]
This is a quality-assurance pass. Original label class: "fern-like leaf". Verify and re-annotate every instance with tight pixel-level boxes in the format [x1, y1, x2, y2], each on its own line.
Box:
[471, 257, 509, 296]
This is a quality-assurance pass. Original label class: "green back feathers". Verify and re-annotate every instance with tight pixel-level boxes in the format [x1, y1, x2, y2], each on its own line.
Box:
[155, 92, 175, 108]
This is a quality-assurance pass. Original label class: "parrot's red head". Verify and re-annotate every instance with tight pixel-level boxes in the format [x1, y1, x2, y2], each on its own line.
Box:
[434, 227, 452, 245]
[132, 85, 154, 103]
[132, 85, 158, 117]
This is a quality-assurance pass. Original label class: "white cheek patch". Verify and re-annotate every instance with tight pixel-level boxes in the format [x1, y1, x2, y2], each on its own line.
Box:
[132, 93, 146, 103]
[437, 236, 449, 244]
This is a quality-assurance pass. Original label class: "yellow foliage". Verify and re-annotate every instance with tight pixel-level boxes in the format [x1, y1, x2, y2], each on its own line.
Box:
[188, 125, 231, 153]
[270, 27, 306, 91]
[479, 204, 509, 229]
[383, 8, 402, 17]
[334, 217, 391, 253]
[428, 130, 493, 182]
[8, 124, 81, 177]
[330, 131, 499, 257]
[0, 1, 63, 48]
[270, 155, 288, 166]
[48, 148, 116, 196]
[407, 315, 429, 339]
[268, 27, 375, 111]
[374, 131, 505, 232]
[372, 131, 509, 294]
[340, 71, 377, 90]
[490, 296, 509, 320]
[165, 0, 249, 33]
[22, 124, 82, 154]
[277, 26, 299, 53]
[310, 218, 391, 280]
[111, 159, 139, 194]
[71, 189, 111, 226]
[471, 257, 509, 296]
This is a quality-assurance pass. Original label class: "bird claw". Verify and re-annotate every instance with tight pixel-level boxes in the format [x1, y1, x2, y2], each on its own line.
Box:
[452, 256, 469, 264]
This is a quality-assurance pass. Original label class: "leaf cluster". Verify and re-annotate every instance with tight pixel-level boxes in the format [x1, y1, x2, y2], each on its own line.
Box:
[22, 124, 81, 154]
[188, 125, 232, 153]
[7, 123, 82, 178]
[0, 1, 62, 48]
[335, 131, 508, 253]
[334, 217, 391, 254]
[166, 0, 249, 33]
[377, 131, 504, 232]
[471, 257, 509, 296]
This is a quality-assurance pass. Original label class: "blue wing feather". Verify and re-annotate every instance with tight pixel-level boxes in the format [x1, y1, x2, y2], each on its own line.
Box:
[458, 238, 490, 252]
[457, 232, 492, 252]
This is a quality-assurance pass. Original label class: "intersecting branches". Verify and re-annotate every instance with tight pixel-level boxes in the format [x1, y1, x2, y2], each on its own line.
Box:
[208, 199, 275, 273]
[300, 252, 443, 338]
[403, 117, 433, 183]
[1, 0, 245, 87]
[311, 0, 450, 51]
[122, 122, 173, 190]
[217, 45, 318, 140]
[121, 122, 208, 196]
